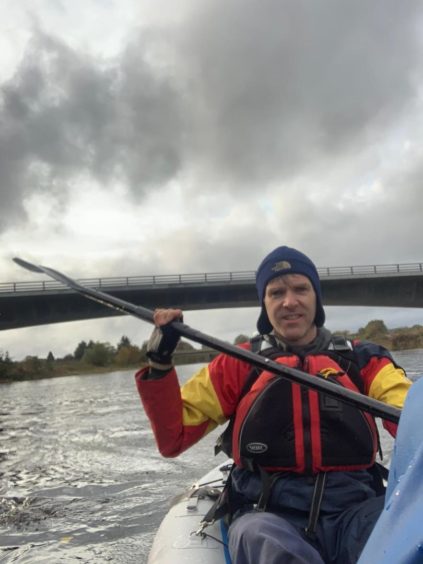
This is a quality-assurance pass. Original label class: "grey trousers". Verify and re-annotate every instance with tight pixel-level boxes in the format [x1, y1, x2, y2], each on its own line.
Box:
[229, 511, 325, 564]
[228, 493, 384, 564]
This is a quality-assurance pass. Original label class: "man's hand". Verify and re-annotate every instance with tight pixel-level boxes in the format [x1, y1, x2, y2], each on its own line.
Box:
[146, 308, 183, 369]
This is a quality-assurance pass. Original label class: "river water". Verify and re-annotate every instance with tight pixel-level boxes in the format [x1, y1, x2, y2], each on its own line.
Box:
[1, 350, 422, 563]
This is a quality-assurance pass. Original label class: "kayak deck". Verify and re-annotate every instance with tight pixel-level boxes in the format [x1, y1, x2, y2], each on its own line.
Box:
[148, 462, 233, 564]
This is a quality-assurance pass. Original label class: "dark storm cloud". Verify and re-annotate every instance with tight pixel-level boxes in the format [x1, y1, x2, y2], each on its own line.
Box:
[1, 1, 422, 230]
[363, 155, 423, 263]
[177, 0, 423, 185]
[0, 31, 185, 229]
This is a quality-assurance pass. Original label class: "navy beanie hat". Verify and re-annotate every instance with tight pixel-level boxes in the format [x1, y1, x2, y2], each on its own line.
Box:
[256, 246, 325, 334]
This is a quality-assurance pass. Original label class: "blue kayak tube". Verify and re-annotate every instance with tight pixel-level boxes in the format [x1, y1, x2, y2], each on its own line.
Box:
[358, 377, 423, 563]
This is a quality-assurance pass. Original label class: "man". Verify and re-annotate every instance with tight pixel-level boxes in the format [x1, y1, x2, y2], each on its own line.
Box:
[136, 246, 412, 563]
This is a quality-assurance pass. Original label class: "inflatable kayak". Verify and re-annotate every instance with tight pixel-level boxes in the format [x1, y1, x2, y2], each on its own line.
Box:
[147, 461, 233, 564]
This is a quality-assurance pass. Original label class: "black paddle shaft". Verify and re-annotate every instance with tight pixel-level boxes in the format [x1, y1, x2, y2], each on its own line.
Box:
[13, 257, 401, 423]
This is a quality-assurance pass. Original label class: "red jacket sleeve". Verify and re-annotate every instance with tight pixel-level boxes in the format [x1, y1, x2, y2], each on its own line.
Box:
[135, 347, 252, 457]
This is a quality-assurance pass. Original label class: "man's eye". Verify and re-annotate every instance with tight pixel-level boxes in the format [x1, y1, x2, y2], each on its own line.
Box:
[271, 290, 284, 298]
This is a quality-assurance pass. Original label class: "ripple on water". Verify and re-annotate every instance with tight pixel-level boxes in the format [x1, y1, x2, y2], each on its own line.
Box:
[0, 478, 170, 563]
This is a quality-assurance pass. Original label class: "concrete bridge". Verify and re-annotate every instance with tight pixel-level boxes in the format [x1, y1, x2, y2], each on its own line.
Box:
[1, 262, 423, 330]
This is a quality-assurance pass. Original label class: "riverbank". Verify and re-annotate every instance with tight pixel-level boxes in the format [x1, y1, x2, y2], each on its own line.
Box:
[0, 352, 217, 383]
[2, 318, 423, 383]
[342, 319, 423, 351]
[0, 360, 139, 383]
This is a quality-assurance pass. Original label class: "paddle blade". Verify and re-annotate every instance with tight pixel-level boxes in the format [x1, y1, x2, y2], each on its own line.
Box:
[13, 257, 45, 274]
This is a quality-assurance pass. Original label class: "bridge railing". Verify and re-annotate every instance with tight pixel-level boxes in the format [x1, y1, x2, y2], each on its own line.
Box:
[0, 262, 422, 295]
[317, 263, 423, 277]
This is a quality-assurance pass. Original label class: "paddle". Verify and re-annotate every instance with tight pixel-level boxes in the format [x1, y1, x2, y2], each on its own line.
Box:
[13, 257, 401, 424]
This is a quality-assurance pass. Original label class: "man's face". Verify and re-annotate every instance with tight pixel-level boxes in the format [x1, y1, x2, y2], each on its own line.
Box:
[263, 274, 317, 345]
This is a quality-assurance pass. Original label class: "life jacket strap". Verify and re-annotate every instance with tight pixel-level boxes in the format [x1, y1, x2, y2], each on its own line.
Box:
[255, 466, 286, 512]
[200, 463, 235, 527]
[304, 472, 327, 539]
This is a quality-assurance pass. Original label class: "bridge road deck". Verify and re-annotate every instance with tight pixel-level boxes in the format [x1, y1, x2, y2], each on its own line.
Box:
[0, 263, 423, 330]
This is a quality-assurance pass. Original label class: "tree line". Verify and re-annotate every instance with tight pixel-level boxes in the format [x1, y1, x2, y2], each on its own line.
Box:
[342, 319, 423, 350]
[1, 319, 423, 382]
[0, 336, 217, 382]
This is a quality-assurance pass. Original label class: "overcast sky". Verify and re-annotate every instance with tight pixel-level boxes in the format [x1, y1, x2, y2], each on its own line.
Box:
[1, 0, 423, 360]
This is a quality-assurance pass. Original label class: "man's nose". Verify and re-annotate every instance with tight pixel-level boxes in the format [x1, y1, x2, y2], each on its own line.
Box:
[282, 290, 297, 307]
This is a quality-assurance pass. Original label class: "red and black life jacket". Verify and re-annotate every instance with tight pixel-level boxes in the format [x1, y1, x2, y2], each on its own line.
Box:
[216, 336, 379, 475]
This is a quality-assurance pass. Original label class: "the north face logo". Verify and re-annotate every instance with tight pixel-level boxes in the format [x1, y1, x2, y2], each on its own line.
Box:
[271, 261, 291, 272]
